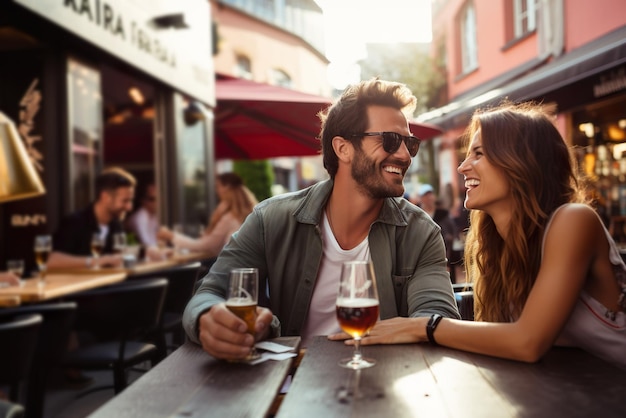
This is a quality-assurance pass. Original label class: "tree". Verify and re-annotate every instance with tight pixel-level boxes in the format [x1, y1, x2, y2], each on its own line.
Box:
[359, 43, 446, 115]
[233, 160, 274, 202]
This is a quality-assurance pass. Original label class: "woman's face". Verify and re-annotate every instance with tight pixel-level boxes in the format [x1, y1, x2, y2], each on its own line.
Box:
[457, 130, 512, 216]
[216, 180, 227, 201]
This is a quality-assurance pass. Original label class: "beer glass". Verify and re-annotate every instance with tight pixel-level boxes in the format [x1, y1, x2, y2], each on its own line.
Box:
[6, 259, 24, 287]
[112, 232, 127, 255]
[34, 235, 52, 287]
[226, 268, 261, 361]
[90, 233, 105, 268]
[336, 260, 380, 369]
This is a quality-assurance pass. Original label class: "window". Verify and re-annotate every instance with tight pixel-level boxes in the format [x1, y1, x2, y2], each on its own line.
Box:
[270, 69, 292, 89]
[460, 3, 478, 73]
[514, 0, 538, 38]
[235, 55, 252, 80]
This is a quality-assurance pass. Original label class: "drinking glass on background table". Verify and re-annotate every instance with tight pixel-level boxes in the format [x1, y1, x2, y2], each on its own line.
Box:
[6, 259, 25, 287]
[34, 235, 52, 287]
[112, 232, 127, 255]
[226, 267, 261, 361]
[336, 260, 380, 370]
[91, 233, 105, 269]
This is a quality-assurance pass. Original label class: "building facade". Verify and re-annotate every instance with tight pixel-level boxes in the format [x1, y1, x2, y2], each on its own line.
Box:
[210, 0, 332, 191]
[0, 0, 215, 272]
[421, 0, 626, 232]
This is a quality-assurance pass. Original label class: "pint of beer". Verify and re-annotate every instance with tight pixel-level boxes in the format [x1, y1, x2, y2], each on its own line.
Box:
[226, 268, 260, 360]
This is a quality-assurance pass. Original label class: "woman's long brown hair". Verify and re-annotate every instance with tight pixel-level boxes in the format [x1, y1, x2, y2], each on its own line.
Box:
[462, 102, 586, 321]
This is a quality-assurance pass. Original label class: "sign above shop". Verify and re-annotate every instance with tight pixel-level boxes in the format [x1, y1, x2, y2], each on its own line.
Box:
[13, 0, 215, 106]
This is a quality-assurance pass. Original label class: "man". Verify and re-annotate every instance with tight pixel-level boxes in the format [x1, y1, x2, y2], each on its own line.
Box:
[127, 183, 159, 247]
[48, 167, 136, 269]
[183, 78, 460, 361]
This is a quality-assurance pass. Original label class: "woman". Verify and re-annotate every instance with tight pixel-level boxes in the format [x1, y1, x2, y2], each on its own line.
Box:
[158, 173, 258, 257]
[331, 102, 626, 368]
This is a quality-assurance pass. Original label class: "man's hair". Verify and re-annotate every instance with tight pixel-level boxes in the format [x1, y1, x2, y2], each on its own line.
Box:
[317, 78, 417, 178]
[95, 167, 136, 197]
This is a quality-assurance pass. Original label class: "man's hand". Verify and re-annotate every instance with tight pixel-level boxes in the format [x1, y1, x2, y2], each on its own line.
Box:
[198, 303, 273, 360]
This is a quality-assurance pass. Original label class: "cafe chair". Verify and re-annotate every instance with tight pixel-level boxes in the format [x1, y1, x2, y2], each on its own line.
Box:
[0, 400, 25, 418]
[0, 314, 42, 403]
[130, 262, 201, 359]
[0, 302, 77, 418]
[455, 290, 474, 321]
[158, 262, 202, 356]
[62, 277, 168, 395]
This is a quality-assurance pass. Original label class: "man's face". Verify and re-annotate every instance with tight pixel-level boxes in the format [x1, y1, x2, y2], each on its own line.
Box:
[350, 105, 412, 198]
[104, 186, 135, 220]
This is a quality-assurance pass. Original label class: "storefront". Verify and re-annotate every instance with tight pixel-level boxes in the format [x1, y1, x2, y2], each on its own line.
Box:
[419, 24, 626, 242]
[0, 0, 215, 272]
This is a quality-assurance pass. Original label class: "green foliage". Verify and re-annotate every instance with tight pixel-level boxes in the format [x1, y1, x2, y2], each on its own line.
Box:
[233, 160, 274, 202]
[359, 43, 447, 114]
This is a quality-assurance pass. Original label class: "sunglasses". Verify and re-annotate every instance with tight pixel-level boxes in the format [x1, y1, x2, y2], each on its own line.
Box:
[348, 132, 421, 157]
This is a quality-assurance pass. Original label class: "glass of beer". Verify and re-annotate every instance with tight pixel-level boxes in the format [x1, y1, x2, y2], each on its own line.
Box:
[112, 232, 127, 255]
[336, 260, 380, 369]
[226, 267, 261, 361]
[91, 233, 105, 269]
[34, 235, 52, 288]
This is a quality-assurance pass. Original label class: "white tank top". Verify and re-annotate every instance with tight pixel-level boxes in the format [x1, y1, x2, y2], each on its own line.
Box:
[544, 204, 626, 368]
[300, 211, 370, 347]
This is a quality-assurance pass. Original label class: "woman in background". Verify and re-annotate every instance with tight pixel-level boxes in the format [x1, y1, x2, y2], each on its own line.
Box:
[158, 173, 257, 257]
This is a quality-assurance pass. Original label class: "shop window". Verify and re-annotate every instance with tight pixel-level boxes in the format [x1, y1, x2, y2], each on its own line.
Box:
[67, 58, 103, 211]
[271, 69, 292, 89]
[235, 54, 252, 80]
[459, 2, 478, 74]
[513, 0, 538, 39]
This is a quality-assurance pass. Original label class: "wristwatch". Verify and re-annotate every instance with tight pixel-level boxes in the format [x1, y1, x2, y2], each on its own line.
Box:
[426, 314, 443, 345]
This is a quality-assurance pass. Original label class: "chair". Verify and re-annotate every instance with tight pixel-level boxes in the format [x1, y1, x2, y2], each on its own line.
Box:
[0, 302, 76, 418]
[62, 277, 168, 394]
[0, 314, 42, 402]
[455, 291, 475, 321]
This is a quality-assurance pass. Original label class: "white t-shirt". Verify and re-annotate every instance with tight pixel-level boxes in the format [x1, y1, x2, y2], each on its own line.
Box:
[300, 211, 370, 347]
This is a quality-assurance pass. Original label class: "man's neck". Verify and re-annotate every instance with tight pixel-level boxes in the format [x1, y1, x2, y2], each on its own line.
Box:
[93, 201, 112, 226]
[327, 178, 383, 250]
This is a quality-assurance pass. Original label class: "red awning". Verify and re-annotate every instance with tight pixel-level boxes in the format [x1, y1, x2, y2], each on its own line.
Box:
[214, 75, 442, 160]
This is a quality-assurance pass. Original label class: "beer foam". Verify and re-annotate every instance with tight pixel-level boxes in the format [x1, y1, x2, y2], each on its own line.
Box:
[226, 297, 255, 306]
[336, 298, 379, 308]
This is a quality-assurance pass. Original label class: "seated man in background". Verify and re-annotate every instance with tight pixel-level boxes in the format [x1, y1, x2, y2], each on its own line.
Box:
[48, 167, 136, 269]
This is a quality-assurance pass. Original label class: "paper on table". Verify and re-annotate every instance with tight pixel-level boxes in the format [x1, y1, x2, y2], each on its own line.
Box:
[245, 340, 298, 365]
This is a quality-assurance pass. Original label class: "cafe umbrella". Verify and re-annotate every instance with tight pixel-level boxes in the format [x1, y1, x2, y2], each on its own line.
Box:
[212, 75, 442, 160]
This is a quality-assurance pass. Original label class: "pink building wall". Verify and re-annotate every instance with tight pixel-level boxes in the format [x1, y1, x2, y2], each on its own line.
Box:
[210, 2, 331, 97]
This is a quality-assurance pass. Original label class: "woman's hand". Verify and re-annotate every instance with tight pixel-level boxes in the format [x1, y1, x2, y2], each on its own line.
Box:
[328, 317, 428, 345]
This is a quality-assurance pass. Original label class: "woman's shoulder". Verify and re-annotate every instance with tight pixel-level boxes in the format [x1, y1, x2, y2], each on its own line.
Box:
[548, 203, 605, 238]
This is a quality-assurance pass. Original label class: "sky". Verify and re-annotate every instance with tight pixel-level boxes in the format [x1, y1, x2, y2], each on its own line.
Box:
[315, 0, 433, 89]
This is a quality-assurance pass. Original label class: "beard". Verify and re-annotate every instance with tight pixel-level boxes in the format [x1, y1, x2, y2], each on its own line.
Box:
[351, 148, 406, 199]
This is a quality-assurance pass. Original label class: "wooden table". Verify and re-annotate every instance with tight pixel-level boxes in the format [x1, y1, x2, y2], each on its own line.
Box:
[91, 337, 301, 418]
[0, 294, 20, 307]
[0, 272, 127, 302]
[48, 253, 209, 277]
[277, 337, 626, 418]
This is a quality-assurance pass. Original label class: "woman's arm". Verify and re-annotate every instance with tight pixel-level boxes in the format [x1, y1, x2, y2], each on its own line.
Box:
[353, 204, 602, 363]
[173, 213, 241, 256]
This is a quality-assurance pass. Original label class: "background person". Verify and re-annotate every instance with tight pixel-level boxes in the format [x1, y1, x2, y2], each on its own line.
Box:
[127, 182, 159, 247]
[183, 78, 460, 361]
[48, 167, 136, 269]
[157, 172, 258, 257]
[344, 102, 626, 369]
